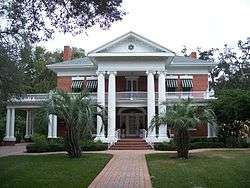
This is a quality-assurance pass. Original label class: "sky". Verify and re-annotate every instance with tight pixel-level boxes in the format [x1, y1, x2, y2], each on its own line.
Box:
[39, 0, 250, 55]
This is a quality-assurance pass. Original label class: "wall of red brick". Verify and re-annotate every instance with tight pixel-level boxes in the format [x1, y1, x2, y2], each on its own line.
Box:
[190, 123, 208, 138]
[193, 74, 208, 91]
[138, 76, 147, 91]
[116, 76, 126, 92]
[57, 76, 72, 92]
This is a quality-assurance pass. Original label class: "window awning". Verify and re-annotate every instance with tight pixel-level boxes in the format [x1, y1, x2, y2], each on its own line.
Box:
[181, 79, 193, 88]
[87, 80, 98, 89]
[166, 79, 178, 88]
[71, 80, 83, 89]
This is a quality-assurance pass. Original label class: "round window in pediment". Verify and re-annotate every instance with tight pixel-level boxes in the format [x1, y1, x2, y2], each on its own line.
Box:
[128, 44, 134, 50]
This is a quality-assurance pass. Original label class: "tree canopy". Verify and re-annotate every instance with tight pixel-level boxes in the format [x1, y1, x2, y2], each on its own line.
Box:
[0, 0, 125, 45]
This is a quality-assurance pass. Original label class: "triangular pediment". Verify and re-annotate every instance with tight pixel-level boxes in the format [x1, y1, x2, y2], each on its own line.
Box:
[88, 31, 175, 55]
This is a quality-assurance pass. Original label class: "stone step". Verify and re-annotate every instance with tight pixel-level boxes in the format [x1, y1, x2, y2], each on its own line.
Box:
[109, 138, 152, 150]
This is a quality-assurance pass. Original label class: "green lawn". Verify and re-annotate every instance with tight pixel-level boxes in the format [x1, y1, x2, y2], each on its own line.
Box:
[146, 150, 250, 188]
[0, 153, 112, 188]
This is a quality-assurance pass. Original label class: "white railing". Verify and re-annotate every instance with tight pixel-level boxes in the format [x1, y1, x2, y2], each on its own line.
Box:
[10, 91, 212, 104]
[165, 91, 210, 99]
[116, 91, 147, 101]
[141, 129, 147, 139]
[115, 129, 121, 140]
[11, 93, 49, 102]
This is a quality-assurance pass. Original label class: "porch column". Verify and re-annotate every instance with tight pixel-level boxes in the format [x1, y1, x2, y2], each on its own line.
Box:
[107, 71, 117, 143]
[48, 114, 53, 138]
[25, 110, 31, 139]
[158, 71, 169, 142]
[146, 71, 157, 142]
[95, 71, 106, 141]
[48, 114, 57, 138]
[3, 108, 11, 141]
[52, 115, 57, 138]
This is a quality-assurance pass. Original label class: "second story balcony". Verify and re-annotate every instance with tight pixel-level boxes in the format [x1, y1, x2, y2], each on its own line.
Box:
[8, 91, 214, 108]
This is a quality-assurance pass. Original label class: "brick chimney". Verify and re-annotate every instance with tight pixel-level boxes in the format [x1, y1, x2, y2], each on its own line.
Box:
[190, 52, 197, 59]
[63, 46, 72, 61]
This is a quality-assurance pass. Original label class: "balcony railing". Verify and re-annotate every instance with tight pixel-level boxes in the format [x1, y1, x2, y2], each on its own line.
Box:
[9, 91, 213, 105]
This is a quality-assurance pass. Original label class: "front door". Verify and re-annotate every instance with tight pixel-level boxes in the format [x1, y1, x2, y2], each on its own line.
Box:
[125, 115, 139, 137]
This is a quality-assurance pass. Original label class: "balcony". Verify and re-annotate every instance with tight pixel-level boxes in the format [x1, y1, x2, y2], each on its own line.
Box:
[9, 91, 213, 107]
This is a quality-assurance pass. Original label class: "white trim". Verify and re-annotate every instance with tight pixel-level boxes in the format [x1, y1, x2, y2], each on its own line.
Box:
[166, 75, 178, 79]
[86, 77, 98, 80]
[88, 31, 176, 55]
[180, 75, 193, 79]
[72, 77, 85, 81]
[88, 52, 173, 57]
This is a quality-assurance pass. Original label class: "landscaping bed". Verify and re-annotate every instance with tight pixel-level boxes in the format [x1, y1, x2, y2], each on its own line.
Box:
[0, 153, 112, 188]
[146, 150, 250, 188]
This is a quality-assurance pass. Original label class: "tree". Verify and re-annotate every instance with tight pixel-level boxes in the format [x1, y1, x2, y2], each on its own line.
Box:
[210, 89, 250, 145]
[152, 100, 216, 159]
[0, 0, 126, 45]
[46, 90, 105, 158]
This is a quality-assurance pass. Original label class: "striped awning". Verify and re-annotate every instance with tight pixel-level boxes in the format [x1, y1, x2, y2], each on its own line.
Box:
[166, 79, 178, 88]
[71, 80, 83, 89]
[181, 79, 193, 88]
[87, 80, 98, 89]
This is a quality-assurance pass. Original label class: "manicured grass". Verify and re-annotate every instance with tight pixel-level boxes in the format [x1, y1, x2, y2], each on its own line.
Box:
[146, 150, 250, 188]
[0, 153, 112, 188]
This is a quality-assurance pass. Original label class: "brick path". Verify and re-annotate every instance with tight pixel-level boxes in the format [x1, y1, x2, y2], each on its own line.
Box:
[88, 150, 152, 188]
[0, 143, 27, 157]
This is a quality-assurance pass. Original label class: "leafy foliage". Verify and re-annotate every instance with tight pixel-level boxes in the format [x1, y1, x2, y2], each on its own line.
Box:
[0, 0, 126, 45]
[210, 89, 250, 145]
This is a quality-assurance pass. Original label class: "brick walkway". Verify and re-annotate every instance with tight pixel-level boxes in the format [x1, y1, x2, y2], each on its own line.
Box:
[0, 143, 27, 157]
[88, 150, 152, 188]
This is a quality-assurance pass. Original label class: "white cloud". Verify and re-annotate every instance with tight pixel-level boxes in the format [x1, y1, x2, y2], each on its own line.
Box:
[38, 0, 250, 54]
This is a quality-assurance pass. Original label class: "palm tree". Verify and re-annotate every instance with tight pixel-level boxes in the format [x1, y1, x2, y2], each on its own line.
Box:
[152, 100, 216, 158]
[46, 90, 105, 158]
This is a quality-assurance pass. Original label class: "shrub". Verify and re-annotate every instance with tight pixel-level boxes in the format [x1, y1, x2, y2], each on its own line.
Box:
[80, 140, 108, 151]
[154, 141, 176, 151]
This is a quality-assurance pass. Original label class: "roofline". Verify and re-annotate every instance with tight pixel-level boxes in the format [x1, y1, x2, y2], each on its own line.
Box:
[87, 31, 176, 55]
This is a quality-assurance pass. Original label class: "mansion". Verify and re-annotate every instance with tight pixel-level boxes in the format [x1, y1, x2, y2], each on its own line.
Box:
[3, 32, 217, 145]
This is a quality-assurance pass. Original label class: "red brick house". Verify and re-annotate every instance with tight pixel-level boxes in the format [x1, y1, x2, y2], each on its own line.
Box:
[3, 32, 217, 145]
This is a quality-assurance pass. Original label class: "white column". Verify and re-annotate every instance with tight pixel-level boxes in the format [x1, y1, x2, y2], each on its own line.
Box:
[146, 71, 157, 142]
[95, 71, 106, 141]
[52, 115, 57, 138]
[107, 71, 117, 143]
[25, 110, 30, 139]
[3, 108, 11, 140]
[9, 108, 16, 140]
[48, 114, 53, 138]
[158, 71, 169, 142]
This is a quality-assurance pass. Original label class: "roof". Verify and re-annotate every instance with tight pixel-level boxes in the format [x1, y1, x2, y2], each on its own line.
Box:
[50, 57, 93, 66]
[173, 56, 209, 64]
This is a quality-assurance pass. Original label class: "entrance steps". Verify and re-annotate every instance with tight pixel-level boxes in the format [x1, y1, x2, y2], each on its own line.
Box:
[109, 138, 152, 150]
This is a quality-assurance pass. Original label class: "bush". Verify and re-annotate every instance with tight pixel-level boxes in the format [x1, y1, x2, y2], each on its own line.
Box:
[80, 140, 108, 151]
[154, 141, 176, 151]
[27, 134, 65, 153]
[154, 138, 250, 151]
[26, 134, 108, 153]
[26, 143, 65, 153]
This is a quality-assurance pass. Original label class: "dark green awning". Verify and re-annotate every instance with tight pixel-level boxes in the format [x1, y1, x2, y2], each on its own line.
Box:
[166, 79, 178, 88]
[181, 79, 193, 88]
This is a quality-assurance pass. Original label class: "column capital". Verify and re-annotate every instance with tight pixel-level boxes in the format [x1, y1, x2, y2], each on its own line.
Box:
[107, 71, 117, 75]
[96, 71, 106, 76]
[146, 70, 156, 75]
[157, 71, 166, 75]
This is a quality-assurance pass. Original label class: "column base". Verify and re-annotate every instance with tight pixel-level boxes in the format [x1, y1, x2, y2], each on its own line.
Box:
[24, 135, 31, 139]
[105, 136, 117, 144]
[145, 135, 158, 143]
[157, 136, 170, 143]
[94, 135, 106, 143]
[3, 137, 16, 146]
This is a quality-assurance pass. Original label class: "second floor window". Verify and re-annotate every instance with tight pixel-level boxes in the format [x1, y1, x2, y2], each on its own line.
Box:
[181, 79, 193, 92]
[126, 78, 138, 91]
[166, 79, 178, 92]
